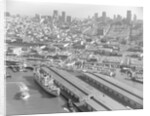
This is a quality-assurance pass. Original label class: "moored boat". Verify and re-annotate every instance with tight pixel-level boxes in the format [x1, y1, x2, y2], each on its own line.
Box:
[33, 66, 60, 97]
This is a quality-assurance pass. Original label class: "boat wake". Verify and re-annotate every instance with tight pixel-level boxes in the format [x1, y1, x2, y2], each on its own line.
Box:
[18, 82, 29, 92]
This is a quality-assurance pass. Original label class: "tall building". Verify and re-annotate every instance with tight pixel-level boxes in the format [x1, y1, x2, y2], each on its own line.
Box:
[53, 10, 58, 19]
[5, 12, 10, 17]
[113, 15, 116, 20]
[35, 14, 40, 22]
[133, 14, 137, 22]
[48, 16, 52, 22]
[62, 11, 66, 22]
[117, 15, 122, 21]
[102, 11, 106, 22]
[94, 13, 98, 20]
[126, 10, 132, 24]
[66, 16, 71, 23]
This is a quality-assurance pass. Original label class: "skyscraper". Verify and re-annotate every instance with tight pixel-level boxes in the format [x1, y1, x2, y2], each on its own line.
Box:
[53, 10, 58, 19]
[35, 14, 40, 22]
[48, 16, 52, 22]
[113, 15, 116, 20]
[62, 11, 66, 22]
[117, 15, 122, 21]
[94, 13, 98, 20]
[5, 12, 10, 17]
[102, 11, 106, 22]
[66, 16, 71, 23]
[133, 14, 137, 22]
[126, 10, 132, 24]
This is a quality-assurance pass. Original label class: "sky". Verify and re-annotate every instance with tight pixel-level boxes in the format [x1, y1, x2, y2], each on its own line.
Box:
[6, 0, 143, 20]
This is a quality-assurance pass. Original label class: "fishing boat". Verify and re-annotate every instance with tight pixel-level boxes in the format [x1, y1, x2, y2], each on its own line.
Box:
[33, 66, 60, 97]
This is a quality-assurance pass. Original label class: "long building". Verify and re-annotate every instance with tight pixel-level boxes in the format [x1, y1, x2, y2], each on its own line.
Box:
[41, 65, 129, 111]
[83, 72, 143, 109]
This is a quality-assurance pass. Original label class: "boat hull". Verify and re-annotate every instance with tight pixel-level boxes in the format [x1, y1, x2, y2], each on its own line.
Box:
[34, 74, 60, 97]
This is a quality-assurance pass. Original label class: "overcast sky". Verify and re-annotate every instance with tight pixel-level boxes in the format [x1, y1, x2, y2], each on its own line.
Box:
[6, 0, 143, 20]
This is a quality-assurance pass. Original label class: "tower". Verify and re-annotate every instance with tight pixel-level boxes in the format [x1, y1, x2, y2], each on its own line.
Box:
[133, 14, 137, 22]
[102, 11, 106, 22]
[94, 13, 98, 20]
[53, 10, 58, 19]
[62, 11, 66, 22]
[114, 15, 116, 20]
[126, 10, 132, 24]
[66, 16, 71, 23]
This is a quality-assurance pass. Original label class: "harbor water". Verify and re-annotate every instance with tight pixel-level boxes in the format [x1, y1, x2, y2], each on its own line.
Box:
[6, 68, 67, 115]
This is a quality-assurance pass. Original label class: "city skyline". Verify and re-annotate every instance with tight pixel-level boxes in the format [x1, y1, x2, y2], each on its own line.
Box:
[5, 0, 143, 115]
[6, 0, 143, 20]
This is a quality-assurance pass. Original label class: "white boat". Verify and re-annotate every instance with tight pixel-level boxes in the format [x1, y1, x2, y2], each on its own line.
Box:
[33, 67, 60, 97]
[20, 91, 30, 100]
